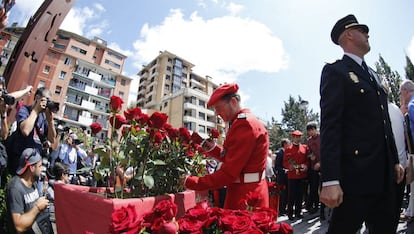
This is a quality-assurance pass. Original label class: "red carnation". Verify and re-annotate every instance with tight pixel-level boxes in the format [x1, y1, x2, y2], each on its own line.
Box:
[124, 107, 142, 121]
[110, 95, 124, 113]
[110, 114, 128, 129]
[149, 112, 168, 129]
[178, 127, 191, 143]
[90, 122, 102, 135]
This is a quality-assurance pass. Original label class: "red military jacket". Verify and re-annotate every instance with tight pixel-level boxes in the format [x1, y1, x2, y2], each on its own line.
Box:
[307, 134, 321, 169]
[185, 109, 269, 209]
[283, 143, 310, 179]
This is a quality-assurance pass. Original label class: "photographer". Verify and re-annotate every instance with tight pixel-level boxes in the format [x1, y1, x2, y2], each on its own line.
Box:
[57, 132, 87, 184]
[0, 77, 32, 140]
[6, 87, 57, 176]
[0, 77, 31, 186]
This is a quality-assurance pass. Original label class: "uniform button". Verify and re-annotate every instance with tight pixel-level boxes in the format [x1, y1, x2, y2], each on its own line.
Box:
[381, 105, 384, 110]
[385, 135, 388, 139]
[384, 120, 386, 125]
[377, 91, 380, 96]
[354, 150, 359, 156]
[360, 89, 364, 93]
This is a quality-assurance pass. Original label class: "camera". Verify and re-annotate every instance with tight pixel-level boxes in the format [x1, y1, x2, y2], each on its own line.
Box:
[3, 0, 15, 14]
[73, 139, 83, 145]
[46, 100, 59, 113]
[0, 89, 15, 105]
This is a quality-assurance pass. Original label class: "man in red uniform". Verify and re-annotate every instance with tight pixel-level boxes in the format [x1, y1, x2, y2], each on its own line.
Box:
[306, 122, 325, 220]
[283, 130, 310, 220]
[184, 83, 269, 210]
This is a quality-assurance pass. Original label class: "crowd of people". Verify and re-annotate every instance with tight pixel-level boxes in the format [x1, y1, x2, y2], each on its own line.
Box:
[0, 84, 103, 233]
[1, 10, 414, 234]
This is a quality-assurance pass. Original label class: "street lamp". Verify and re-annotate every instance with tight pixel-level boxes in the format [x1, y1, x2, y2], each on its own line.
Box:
[299, 100, 309, 111]
[299, 100, 309, 132]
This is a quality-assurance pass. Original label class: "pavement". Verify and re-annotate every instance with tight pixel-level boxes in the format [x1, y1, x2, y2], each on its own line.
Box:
[277, 207, 414, 234]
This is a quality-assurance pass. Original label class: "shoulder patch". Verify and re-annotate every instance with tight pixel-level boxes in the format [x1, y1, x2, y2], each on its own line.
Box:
[237, 113, 247, 119]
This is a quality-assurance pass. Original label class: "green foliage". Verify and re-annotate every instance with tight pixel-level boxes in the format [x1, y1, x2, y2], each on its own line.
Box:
[92, 105, 207, 199]
[268, 95, 319, 150]
[405, 55, 414, 81]
[375, 55, 402, 105]
[0, 175, 11, 231]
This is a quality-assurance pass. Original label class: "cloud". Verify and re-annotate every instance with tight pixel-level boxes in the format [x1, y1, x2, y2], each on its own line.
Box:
[226, 2, 244, 16]
[9, 0, 42, 26]
[132, 9, 288, 85]
[60, 4, 107, 37]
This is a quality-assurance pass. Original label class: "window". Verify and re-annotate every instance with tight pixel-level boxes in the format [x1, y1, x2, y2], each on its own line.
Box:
[64, 57, 71, 65]
[149, 86, 153, 92]
[165, 74, 171, 80]
[59, 71, 66, 79]
[184, 122, 193, 131]
[151, 68, 156, 74]
[164, 102, 168, 108]
[199, 100, 205, 107]
[198, 112, 205, 120]
[104, 59, 121, 69]
[43, 65, 50, 74]
[120, 79, 126, 86]
[119, 91, 124, 99]
[164, 84, 170, 91]
[167, 58, 172, 63]
[166, 66, 171, 71]
[198, 125, 206, 133]
[71, 45, 87, 55]
[55, 86, 62, 95]
[37, 80, 45, 88]
[107, 51, 123, 61]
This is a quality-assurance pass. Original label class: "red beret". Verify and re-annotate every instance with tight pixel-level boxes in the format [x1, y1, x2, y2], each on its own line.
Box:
[291, 130, 303, 136]
[207, 83, 239, 107]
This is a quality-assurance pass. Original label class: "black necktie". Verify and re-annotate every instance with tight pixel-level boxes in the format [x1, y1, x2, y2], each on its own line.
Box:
[362, 61, 369, 72]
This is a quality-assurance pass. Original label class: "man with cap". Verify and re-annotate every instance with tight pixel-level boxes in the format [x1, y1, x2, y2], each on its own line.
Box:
[319, 14, 404, 233]
[184, 83, 270, 209]
[6, 148, 53, 233]
[283, 130, 311, 220]
[306, 122, 324, 219]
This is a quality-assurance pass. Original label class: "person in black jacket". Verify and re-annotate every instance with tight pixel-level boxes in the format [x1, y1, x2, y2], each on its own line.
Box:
[274, 138, 290, 215]
[319, 14, 404, 233]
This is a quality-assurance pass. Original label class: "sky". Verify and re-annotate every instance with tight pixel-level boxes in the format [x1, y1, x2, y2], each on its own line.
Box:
[7, 0, 414, 123]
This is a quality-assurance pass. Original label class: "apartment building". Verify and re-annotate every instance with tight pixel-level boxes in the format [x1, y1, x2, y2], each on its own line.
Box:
[0, 26, 132, 139]
[137, 50, 221, 137]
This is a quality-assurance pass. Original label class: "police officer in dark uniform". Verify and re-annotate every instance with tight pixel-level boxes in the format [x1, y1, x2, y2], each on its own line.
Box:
[319, 14, 404, 233]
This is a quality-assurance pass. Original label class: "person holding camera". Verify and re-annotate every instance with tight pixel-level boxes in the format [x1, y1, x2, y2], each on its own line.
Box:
[56, 132, 87, 184]
[6, 87, 57, 176]
[6, 148, 54, 233]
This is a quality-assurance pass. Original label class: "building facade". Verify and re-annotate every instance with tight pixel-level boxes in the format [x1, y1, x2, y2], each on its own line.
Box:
[137, 51, 221, 137]
[0, 26, 132, 139]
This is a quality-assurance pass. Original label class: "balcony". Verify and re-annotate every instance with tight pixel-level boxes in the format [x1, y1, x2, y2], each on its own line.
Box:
[81, 100, 96, 110]
[190, 79, 204, 89]
[78, 115, 93, 126]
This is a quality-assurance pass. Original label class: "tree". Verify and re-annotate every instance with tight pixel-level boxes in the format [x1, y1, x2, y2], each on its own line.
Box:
[266, 117, 288, 152]
[405, 55, 414, 81]
[267, 95, 319, 149]
[281, 95, 319, 133]
[375, 55, 402, 105]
